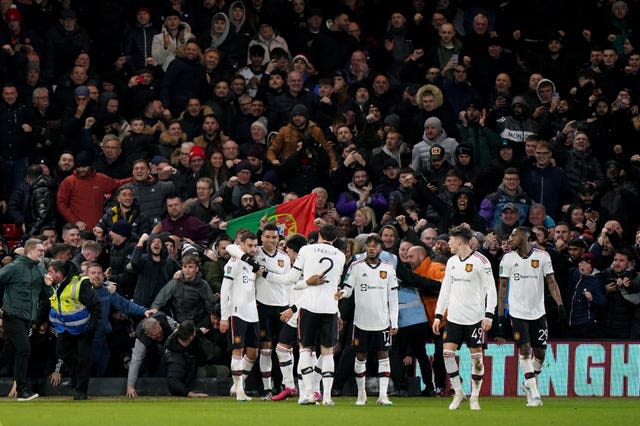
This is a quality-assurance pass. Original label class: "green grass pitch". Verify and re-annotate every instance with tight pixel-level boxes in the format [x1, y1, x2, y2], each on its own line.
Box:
[0, 397, 635, 426]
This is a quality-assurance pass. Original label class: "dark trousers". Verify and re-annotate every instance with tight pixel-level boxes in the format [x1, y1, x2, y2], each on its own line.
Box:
[57, 331, 94, 394]
[3, 316, 32, 392]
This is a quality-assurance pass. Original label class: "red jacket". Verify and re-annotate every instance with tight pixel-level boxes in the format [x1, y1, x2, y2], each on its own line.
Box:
[56, 170, 130, 228]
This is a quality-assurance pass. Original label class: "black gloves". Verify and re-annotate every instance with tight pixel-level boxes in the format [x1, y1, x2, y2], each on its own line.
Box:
[557, 304, 567, 322]
[241, 254, 261, 273]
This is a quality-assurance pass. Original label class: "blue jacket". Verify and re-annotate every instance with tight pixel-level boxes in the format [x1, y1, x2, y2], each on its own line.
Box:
[521, 163, 570, 217]
[94, 284, 146, 338]
[568, 268, 606, 327]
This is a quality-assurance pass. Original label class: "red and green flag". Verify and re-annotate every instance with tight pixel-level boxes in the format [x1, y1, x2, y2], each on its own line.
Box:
[225, 192, 318, 238]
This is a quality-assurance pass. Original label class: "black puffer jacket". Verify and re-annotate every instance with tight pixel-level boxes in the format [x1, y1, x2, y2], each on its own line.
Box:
[129, 234, 181, 307]
[25, 174, 58, 236]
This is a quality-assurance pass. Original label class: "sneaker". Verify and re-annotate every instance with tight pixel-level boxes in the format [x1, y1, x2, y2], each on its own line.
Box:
[236, 392, 252, 402]
[73, 392, 88, 401]
[355, 396, 367, 406]
[527, 396, 543, 407]
[298, 395, 316, 405]
[229, 383, 236, 396]
[17, 391, 39, 402]
[469, 397, 480, 410]
[272, 387, 298, 401]
[521, 381, 533, 404]
[322, 399, 336, 406]
[448, 391, 466, 410]
[261, 390, 273, 400]
[376, 397, 393, 406]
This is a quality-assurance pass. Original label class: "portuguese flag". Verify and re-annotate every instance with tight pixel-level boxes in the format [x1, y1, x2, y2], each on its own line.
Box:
[226, 192, 318, 238]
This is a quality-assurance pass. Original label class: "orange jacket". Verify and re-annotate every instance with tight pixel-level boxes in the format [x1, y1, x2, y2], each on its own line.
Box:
[413, 256, 446, 328]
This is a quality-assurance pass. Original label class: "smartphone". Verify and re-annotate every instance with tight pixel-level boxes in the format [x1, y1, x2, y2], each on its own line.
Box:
[451, 53, 459, 62]
[552, 92, 560, 101]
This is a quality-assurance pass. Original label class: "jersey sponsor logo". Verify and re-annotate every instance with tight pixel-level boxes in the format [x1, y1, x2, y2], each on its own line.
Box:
[465, 264, 473, 272]
[379, 271, 387, 279]
[531, 260, 539, 268]
[277, 259, 285, 267]
[226, 266, 232, 274]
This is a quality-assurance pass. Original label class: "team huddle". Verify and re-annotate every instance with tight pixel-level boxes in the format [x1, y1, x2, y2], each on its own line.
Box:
[221, 223, 560, 409]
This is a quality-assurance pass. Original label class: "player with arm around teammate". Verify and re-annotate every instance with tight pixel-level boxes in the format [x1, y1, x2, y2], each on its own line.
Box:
[336, 234, 399, 406]
[432, 225, 497, 411]
[220, 232, 261, 401]
[262, 224, 346, 405]
[498, 226, 565, 407]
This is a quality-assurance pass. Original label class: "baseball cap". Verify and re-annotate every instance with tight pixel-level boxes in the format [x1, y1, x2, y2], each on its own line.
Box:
[502, 203, 518, 213]
[430, 144, 445, 161]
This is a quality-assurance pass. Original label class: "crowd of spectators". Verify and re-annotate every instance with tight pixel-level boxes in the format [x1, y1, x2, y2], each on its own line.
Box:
[1, 0, 640, 396]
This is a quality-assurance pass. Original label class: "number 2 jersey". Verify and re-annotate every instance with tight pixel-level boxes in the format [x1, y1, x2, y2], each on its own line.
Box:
[435, 250, 497, 325]
[267, 242, 345, 314]
[342, 259, 399, 331]
[499, 248, 553, 320]
[221, 257, 258, 323]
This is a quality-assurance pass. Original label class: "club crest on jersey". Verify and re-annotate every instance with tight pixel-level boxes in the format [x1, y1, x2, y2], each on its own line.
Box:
[531, 260, 539, 268]
[277, 259, 285, 267]
[465, 264, 473, 272]
[379, 271, 388, 279]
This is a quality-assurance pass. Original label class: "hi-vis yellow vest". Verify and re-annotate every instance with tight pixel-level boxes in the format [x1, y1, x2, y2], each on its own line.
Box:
[49, 275, 90, 335]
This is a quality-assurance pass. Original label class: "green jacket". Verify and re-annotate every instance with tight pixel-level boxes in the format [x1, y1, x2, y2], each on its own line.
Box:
[0, 256, 50, 321]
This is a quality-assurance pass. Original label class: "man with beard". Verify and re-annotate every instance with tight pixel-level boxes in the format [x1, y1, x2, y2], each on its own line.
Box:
[51, 152, 75, 185]
[56, 152, 131, 231]
[336, 168, 388, 219]
[439, 187, 486, 234]
[336, 235, 398, 406]
[160, 195, 213, 244]
[95, 186, 150, 238]
[498, 227, 565, 407]
[130, 233, 181, 308]
[202, 234, 232, 294]
[123, 160, 175, 225]
[226, 223, 291, 399]
[267, 104, 338, 171]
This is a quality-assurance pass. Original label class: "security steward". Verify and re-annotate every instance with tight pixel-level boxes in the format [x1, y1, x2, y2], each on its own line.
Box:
[46, 260, 101, 400]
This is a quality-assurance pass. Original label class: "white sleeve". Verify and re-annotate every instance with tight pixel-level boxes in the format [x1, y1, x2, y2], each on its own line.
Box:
[151, 33, 170, 67]
[340, 264, 356, 298]
[265, 248, 305, 284]
[226, 243, 244, 259]
[388, 269, 399, 329]
[483, 263, 497, 316]
[498, 254, 511, 278]
[220, 259, 239, 320]
[435, 261, 453, 317]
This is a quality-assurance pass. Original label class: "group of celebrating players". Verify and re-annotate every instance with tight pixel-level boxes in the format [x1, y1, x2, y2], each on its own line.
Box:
[220, 223, 559, 409]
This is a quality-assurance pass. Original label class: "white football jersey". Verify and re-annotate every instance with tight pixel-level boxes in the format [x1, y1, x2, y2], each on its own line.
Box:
[220, 257, 258, 322]
[267, 242, 346, 314]
[499, 248, 553, 320]
[255, 247, 291, 306]
[436, 250, 497, 325]
[342, 259, 399, 331]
